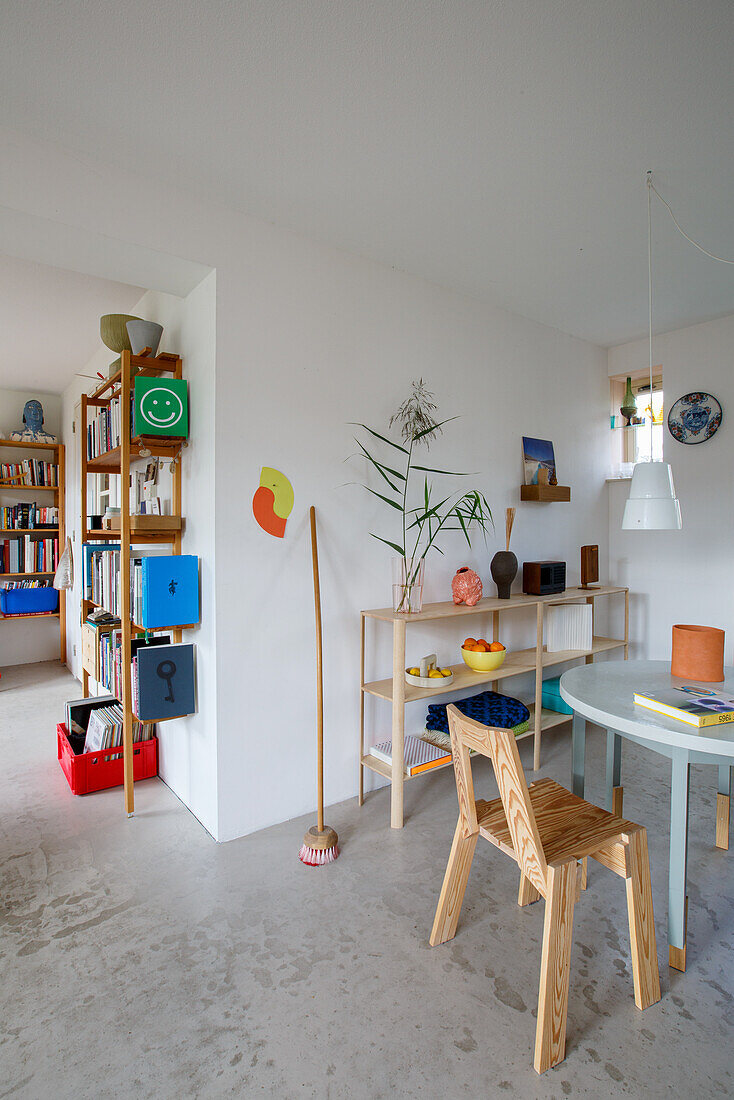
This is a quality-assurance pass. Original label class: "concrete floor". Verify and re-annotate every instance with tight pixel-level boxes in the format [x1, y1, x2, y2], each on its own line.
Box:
[1, 660, 733, 1098]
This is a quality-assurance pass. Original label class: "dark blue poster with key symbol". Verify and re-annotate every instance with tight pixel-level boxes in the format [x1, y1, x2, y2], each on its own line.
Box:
[135, 643, 196, 721]
[140, 555, 199, 628]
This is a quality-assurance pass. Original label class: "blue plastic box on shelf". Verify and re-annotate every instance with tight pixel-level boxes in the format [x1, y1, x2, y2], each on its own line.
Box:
[0, 587, 59, 615]
[541, 675, 573, 715]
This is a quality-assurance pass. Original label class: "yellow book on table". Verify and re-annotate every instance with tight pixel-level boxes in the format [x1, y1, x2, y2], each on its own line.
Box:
[634, 687, 734, 728]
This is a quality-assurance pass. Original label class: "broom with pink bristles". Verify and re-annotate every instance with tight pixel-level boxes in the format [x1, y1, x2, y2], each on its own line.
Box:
[299, 506, 340, 866]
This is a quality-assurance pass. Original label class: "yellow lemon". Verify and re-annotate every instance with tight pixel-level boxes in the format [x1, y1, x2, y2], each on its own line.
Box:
[440, 669, 452, 677]
[428, 669, 444, 678]
[408, 667, 420, 676]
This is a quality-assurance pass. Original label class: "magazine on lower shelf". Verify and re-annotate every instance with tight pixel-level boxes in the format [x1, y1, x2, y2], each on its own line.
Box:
[369, 735, 452, 775]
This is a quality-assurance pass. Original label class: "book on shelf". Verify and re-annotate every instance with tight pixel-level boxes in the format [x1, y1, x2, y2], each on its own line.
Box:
[1, 535, 58, 574]
[1, 578, 52, 589]
[0, 460, 58, 486]
[133, 642, 196, 720]
[0, 503, 58, 529]
[87, 396, 122, 458]
[134, 555, 199, 628]
[82, 700, 155, 753]
[369, 735, 452, 775]
[634, 686, 734, 727]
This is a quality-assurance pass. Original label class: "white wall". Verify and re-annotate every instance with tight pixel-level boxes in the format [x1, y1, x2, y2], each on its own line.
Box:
[1, 129, 610, 841]
[608, 313, 734, 665]
[61, 276, 218, 836]
[0, 386, 63, 665]
[214, 227, 610, 840]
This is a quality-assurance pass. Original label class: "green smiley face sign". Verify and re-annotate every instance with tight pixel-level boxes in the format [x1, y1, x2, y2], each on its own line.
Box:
[134, 377, 189, 438]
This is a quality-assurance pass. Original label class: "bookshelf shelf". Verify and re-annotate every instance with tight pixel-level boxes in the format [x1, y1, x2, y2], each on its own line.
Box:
[0, 482, 58, 491]
[80, 348, 184, 818]
[0, 528, 59, 535]
[0, 438, 65, 660]
[0, 610, 60, 621]
[360, 586, 629, 829]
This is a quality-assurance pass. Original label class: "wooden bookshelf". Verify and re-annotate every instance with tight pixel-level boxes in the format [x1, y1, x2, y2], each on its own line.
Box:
[360, 585, 629, 829]
[0, 437, 65, 662]
[80, 348, 186, 817]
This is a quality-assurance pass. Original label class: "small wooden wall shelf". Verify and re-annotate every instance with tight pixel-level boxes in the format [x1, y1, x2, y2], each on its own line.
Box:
[521, 484, 571, 502]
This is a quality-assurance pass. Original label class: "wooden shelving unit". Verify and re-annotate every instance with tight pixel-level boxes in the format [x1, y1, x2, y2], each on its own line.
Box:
[80, 349, 185, 816]
[360, 584, 629, 829]
[0, 437, 65, 660]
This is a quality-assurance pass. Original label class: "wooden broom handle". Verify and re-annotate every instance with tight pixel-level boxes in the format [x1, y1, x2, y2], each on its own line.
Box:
[310, 506, 324, 832]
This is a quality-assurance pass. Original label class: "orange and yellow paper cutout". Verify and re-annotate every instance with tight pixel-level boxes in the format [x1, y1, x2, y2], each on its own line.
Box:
[252, 467, 294, 538]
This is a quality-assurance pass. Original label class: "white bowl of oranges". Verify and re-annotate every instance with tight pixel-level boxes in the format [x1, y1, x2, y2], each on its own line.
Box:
[405, 653, 453, 688]
[461, 637, 507, 673]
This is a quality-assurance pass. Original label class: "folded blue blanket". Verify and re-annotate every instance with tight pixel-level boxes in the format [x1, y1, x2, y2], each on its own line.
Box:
[426, 690, 530, 734]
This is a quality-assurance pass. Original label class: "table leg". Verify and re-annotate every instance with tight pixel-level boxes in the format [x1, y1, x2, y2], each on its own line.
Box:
[571, 712, 585, 799]
[716, 764, 732, 850]
[390, 619, 406, 830]
[669, 750, 690, 971]
[605, 729, 623, 815]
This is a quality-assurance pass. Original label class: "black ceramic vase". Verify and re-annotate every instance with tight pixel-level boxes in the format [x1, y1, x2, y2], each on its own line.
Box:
[490, 551, 518, 599]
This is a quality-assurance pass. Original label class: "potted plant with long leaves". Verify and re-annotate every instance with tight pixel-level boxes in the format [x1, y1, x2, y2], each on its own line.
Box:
[352, 380, 493, 613]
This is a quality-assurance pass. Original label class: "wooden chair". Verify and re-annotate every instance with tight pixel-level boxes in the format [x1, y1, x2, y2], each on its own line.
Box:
[430, 705, 661, 1074]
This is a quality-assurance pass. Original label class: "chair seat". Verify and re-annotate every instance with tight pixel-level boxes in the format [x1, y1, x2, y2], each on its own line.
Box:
[476, 777, 638, 866]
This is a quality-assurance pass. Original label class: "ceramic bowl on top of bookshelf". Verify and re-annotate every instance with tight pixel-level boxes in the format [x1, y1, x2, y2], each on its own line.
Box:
[100, 314, 143, 353]
[460, 643, 506, 673]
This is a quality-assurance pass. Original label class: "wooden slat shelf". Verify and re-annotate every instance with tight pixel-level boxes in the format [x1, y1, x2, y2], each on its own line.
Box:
[363, 638, 625, 702]
[0, 611, 60, 621]
[83, 596, 195, 633]
[0, 482, 58, 491]
[0, 438, 61, 452]
[361, 709, 570, 781]
[0, 571, 54, 578]
[89, 351, 179, 401]
[0, 528, 59, 535]
[362, 585, 627, 623]
[86, 439, 180, 472]
[360, 587, 630, 829]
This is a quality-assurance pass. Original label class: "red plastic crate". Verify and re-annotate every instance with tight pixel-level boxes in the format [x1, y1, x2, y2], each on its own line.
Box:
[56, 723, 158, 795]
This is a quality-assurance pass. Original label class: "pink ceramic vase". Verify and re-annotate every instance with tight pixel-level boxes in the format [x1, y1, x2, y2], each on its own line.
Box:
[451, 567, 483, 607]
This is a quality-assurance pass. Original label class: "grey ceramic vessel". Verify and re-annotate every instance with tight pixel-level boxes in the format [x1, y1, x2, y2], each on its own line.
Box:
[126, 319, 164, 357]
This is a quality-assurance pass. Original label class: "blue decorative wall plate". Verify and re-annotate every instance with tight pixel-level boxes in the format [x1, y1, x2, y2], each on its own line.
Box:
[667, 391, 722, 445]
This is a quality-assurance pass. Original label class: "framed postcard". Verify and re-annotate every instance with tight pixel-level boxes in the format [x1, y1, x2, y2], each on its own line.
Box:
[522, 436, 556, 486]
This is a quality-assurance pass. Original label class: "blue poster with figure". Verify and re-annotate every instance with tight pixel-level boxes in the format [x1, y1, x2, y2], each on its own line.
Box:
[140, 555, 199, 628]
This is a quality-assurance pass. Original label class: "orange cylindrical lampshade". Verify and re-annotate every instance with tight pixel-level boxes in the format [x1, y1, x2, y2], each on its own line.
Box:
[671, 624, 725, 683]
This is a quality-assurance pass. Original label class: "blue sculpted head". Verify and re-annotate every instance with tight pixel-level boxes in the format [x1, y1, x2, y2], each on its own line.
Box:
[22, 399, 44, 434]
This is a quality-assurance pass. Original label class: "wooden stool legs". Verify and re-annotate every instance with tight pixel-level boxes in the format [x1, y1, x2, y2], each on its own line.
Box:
[624, 829, 661, 1009]
[534, 861, 578, 1074]
[518, 874, 541, 906]
[429, 820, 478, 946]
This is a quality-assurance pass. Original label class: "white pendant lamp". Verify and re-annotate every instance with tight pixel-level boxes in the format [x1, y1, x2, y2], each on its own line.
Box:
[622, 172, 682, 530]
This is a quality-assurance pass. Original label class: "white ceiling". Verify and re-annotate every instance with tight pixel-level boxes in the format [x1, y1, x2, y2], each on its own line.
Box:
[0, 254, 142, 393]
[1, 1, 734, 346]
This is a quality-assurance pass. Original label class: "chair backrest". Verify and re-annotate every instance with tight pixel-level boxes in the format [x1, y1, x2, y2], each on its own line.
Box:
[447, 704, 548, 895]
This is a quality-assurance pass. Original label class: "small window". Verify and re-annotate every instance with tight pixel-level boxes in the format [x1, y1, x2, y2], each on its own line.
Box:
[609, 370, 663, 475]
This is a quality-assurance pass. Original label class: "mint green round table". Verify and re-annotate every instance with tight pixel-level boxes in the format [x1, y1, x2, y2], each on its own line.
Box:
[560, 660, 734, 972]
